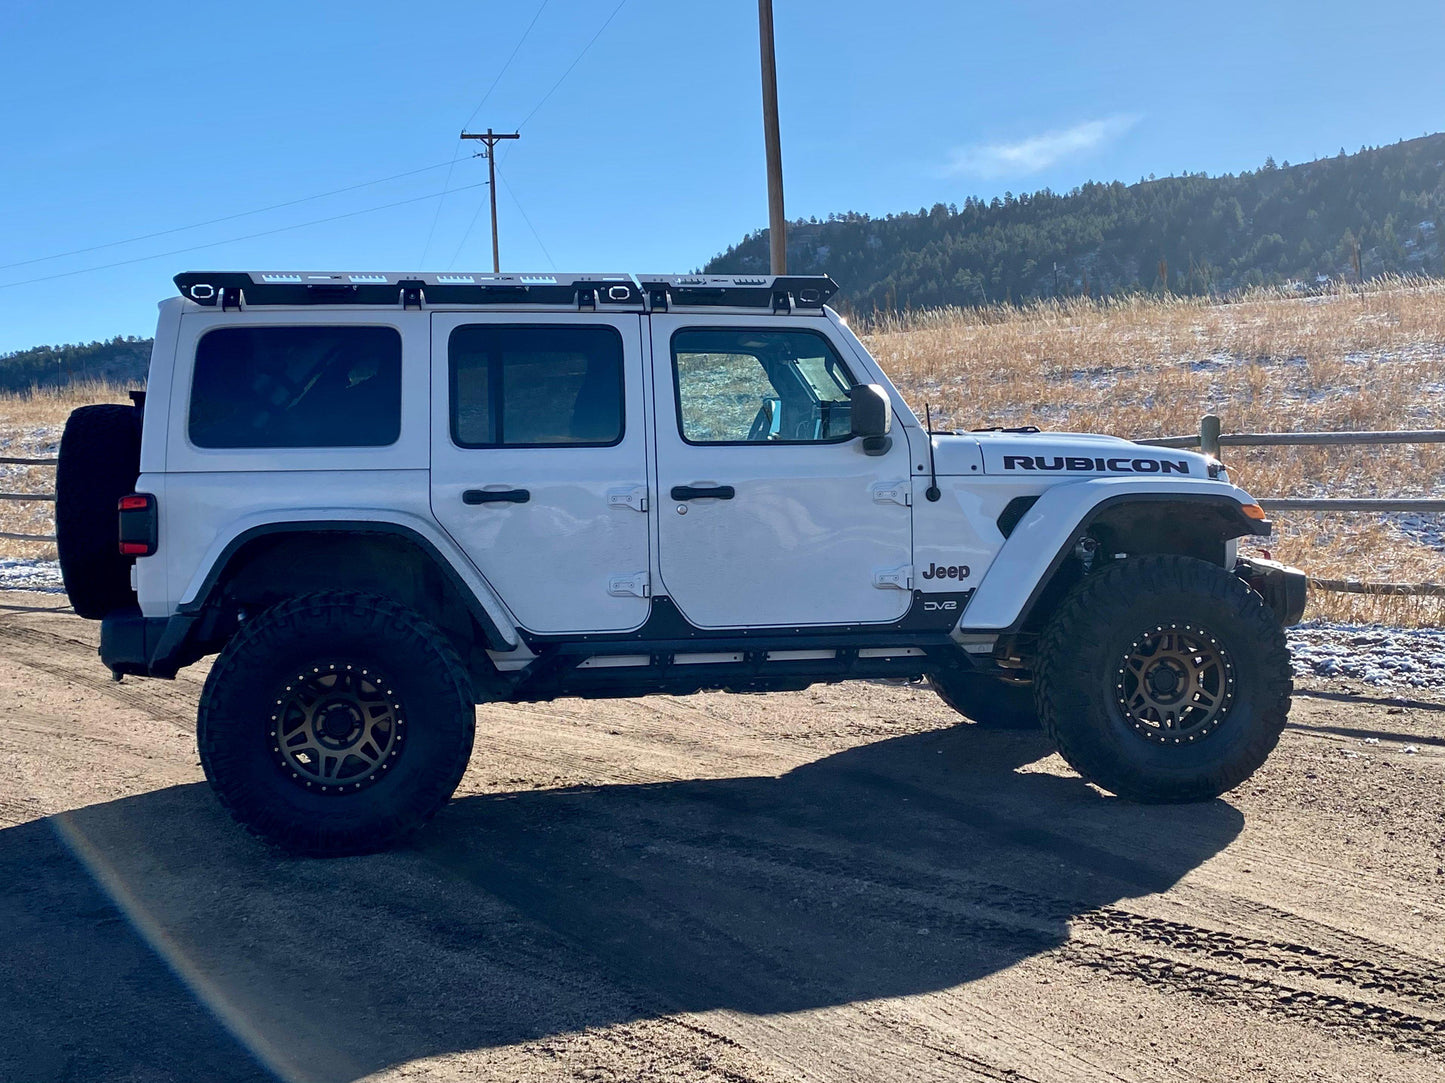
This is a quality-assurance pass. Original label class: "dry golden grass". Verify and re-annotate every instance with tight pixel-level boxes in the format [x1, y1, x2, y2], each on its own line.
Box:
[860, 276, 1445, 624]
[0, 380, 134, 561]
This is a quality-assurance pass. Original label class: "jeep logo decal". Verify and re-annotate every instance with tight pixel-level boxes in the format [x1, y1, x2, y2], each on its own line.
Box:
[921, 563, 970, 580]
[1001, 454, 1190, 474]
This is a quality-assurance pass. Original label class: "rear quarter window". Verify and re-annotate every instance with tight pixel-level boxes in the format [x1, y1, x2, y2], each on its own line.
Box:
[189, 325, 402, 449]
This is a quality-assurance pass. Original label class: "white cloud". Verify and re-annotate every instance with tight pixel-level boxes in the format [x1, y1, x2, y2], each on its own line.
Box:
[944, 115, 1140, 178]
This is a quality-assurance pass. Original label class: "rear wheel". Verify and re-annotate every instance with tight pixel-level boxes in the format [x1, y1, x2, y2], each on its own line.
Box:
[1035, 555, 1291, 802]
[198, 592, 476, 855]
[55, 403, 142, 618]
[929, 670, 1039, 729]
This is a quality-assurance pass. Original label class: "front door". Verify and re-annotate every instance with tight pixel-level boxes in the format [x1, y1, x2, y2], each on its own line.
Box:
[650, 315, 914, 628]
[430, 313, 652, 633]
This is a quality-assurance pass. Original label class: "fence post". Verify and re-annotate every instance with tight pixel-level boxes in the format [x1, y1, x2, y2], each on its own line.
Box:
[1200, 414, 1221, 459]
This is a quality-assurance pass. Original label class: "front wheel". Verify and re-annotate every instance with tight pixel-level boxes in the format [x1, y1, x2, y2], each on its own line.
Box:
[198, 592, 476, 855]
[1035, 555, 1291, 802]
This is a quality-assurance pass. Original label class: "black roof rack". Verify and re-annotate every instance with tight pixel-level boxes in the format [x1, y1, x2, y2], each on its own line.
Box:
[173, 271, 839, 312]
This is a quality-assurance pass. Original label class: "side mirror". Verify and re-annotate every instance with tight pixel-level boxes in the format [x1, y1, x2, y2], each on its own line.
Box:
[850, 383, 892, 455]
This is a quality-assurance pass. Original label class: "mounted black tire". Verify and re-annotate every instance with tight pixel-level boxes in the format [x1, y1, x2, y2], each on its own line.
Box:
[1035, 555, 1291, 803]
[55, 403, 142, 619]
[198, 592, 476, 855]
[929, 670, 1039, 729]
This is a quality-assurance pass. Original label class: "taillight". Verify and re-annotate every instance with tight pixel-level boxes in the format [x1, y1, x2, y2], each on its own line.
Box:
[118, 493, 157, 557]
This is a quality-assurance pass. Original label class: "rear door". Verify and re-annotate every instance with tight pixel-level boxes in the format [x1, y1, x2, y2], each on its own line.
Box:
[649, 315, 914, 628]
[429, 313, 652, 633]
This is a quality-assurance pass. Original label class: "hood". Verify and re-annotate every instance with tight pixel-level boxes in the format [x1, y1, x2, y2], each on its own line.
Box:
[929, 430, 1217, 480]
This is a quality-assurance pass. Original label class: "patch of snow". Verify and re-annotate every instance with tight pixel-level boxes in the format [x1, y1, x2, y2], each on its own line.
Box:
[0, 557, 64, 593]
[1288, 621, 1445, 689]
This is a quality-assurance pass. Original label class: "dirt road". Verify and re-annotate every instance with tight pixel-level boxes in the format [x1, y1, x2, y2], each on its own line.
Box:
[1, 598, 1441, 1083]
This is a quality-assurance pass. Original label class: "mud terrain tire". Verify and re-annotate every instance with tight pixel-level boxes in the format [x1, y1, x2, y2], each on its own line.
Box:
[929, 671, 1039, 729]
[198, 592, 476, 855]
[55, 403, 142, 619]
[1035, 555, 1291, 802]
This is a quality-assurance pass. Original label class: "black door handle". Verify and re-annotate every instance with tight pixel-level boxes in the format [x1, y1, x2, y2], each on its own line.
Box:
[463, 488, 530, 505]
[670, 485, 735, 501]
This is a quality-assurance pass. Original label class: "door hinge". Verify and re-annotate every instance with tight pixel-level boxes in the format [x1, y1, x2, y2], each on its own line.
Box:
[608, 571, 652, 598]
[871, 481, 912, 507]
[873, 564, 914, 590]
[606, 484, 649, 513]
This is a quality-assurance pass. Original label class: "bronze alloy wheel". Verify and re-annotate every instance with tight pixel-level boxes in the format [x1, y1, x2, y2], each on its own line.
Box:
[270, 663, 405, 792]
[1114, 623, 1235, 744]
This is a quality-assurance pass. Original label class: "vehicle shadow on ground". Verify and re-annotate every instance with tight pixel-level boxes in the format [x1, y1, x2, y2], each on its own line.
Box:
[1, 722, 1243, 1083]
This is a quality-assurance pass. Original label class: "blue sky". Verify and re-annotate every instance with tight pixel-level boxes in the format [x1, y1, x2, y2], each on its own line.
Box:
[2, 0, 1442, 353]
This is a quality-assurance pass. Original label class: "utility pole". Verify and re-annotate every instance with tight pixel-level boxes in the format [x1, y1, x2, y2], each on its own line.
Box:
[757, 0, 786, 274]
[460, 128, 520, 272]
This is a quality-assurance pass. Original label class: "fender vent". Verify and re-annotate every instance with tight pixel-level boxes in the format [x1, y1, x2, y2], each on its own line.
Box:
[997, 495, 1040, 538]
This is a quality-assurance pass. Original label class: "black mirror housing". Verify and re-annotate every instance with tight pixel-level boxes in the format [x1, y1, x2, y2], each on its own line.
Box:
[850, 383, 891, 438]
[850, 383, 892, 454]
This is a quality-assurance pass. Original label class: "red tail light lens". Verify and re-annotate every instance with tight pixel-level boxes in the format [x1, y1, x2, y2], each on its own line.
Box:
[117, 493, 157, 557]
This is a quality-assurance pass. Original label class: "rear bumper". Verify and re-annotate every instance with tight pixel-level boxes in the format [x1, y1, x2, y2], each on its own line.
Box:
[100, 609, 198, 679]
[1237, 557, 1308, 626]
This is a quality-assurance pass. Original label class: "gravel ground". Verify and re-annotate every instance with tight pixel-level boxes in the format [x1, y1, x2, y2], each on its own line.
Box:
[0, 597, 1441, 1083]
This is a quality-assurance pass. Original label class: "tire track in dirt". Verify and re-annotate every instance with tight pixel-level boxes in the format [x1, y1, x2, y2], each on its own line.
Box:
[1063, 941, 1445, 1054]
[0, 622, 197, 732]
[1171, 888, 1445, 978]
[620, 797, 1445, 1012]
[602, 799, 1445, 1048]
[1073, 908, 1445, 1007]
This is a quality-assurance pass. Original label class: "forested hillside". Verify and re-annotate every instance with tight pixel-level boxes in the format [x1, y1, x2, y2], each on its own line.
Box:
[706, 134, 1445, 311]
[0, 336, 151, 392]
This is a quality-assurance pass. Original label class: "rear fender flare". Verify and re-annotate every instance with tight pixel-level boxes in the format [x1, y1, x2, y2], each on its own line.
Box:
[178, 511, 520, 650]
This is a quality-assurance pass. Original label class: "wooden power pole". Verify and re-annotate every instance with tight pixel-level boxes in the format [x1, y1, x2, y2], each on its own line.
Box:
[758, 0, 786, 274]
[460, 128, 520, 272]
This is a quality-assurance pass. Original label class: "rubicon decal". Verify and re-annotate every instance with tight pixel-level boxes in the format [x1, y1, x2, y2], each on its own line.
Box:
[1002, 455, 1190, 474]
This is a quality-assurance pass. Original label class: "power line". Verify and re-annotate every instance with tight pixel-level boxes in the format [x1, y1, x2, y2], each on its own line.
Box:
[0, 181, 488, 291]
[463, 0, 551, 131]
[496, 164, 557, 271]
[447, 189, 492, 270]
[0, 159, 461, 272]
[420, 0, 552, 267]
[516, 0, 628, 131]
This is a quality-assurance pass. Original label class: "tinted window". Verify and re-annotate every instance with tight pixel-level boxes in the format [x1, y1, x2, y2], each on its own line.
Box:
[449, 325, 624, 448]
[189, 325, 402, 449]
[672, 328, 856, 443]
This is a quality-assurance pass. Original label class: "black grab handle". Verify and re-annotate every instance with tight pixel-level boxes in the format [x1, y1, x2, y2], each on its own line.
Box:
[463, 488, 531, 505]
[670, 485, 735, 501]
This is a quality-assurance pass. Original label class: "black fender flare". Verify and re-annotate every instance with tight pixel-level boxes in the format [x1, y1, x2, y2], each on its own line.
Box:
[179, 520, 515, 651]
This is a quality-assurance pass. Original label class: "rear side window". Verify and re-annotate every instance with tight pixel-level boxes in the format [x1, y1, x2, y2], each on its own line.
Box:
[189, 325, 402, 449]
[448, 324, 624, 448]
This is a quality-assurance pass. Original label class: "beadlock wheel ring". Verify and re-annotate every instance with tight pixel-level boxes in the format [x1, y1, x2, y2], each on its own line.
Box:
[268, 663, 405, 793]
[1114, 623, 1235, 745]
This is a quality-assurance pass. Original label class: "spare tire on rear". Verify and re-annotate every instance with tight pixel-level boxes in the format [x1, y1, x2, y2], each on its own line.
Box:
[56, 403, 142, 619]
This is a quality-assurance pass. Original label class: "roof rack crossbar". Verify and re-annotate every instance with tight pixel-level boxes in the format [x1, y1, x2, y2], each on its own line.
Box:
[172, 271, 838, 312]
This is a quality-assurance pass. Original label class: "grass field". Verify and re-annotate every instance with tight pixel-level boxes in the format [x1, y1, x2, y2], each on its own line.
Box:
[862, 276, 1445, 625]
[6, 279, 1445, 623]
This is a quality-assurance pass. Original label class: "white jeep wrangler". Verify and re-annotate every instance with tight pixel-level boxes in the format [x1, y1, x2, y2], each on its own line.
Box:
[55, 271, 1306, 855]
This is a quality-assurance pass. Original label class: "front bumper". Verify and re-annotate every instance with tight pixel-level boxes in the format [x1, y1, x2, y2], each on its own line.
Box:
[1237, 557, 1308, 626]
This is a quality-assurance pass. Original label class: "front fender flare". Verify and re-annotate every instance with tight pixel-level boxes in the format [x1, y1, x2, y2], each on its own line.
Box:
[961, 479, 1267, 631]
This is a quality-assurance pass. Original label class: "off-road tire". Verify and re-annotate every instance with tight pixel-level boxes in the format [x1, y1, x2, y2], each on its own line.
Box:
[929, 671, 1039, 729]
[55, 403, 142, 619]
[198, 592, 476, 855]
[1035, 555, 1291, 802]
